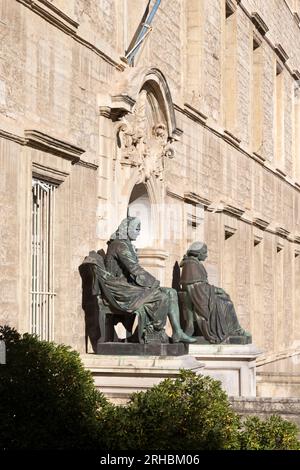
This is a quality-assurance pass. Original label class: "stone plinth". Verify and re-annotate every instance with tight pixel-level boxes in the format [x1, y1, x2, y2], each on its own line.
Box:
[81, 354, 204, 404]
[96, 342, 188, 356]
[188, 344, 262, 397]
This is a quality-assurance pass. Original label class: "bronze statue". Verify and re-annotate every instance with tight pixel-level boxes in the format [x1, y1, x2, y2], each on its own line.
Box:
[179, 242, 251, 344]
[79, 217, 196, 349]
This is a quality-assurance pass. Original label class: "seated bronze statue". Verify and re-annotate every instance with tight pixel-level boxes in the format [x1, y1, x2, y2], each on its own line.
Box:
[179, 242, 251, 344]
[79, 217, 196, 351]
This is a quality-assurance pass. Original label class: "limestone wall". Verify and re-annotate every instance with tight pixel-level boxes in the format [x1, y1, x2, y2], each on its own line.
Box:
[1, 0, 300, 359]
[231, 396, 300, 430]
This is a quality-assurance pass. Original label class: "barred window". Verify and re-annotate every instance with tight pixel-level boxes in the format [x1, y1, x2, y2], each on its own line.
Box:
[31, 178, 56, 340]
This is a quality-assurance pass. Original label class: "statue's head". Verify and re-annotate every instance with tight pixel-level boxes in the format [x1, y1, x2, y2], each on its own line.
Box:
[110, 216, 141, 241]
[187, 241, 208, 261]
[127, 217, 141, 241]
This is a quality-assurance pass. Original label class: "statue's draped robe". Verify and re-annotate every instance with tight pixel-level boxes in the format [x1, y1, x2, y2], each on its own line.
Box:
[80, 239, 175, 342]
[103, 239, 169, 333]
[180, 256, 243, 343]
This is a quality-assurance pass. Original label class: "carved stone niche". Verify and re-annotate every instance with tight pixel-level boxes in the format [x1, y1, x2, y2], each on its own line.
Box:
[115, 89, 177, 182]
[100, 67, 182, 183]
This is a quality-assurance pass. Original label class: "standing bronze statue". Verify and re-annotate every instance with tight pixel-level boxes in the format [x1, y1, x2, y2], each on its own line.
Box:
[179, 242, 251, 344]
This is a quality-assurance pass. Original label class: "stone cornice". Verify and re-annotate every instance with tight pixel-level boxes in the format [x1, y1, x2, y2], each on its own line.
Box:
[17, 0, 79, 35]
[0, 128, 86, 165]
[238, 3, 300, 83]
[294, 11, 300, 25]
[253, 217, 270, 230]
[169, 189, 296, 247]
[173, 103, 300, 195]
[75, 160, 98, 171]
[252, 151, 266, 163]
[206, 202, 224, 213]
[172, 126, 183, 140]
[0, 128, 25, 145]
[32, 161, 69, 184]
[24, 130, 84, 164]
[250, 12, 269, 36]
[223, 204, 245, 218]
[16, 0, 124, 70]
[240, 211, 254, 225]
[276, 167, 287, 178]
[166, 188, 184, 201]
[223, 130, 241, 147]
[293, 234, 300, 244]
[184, 192, 211, 207]
[275, 226, 290, 238]
[99, 95, 136, 121]
[292, 69, 300, 81]
[180, 103, 208, 126]
[274, 43, 289, 63]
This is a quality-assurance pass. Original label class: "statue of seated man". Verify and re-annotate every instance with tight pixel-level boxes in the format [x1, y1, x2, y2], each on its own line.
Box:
[179, 241, 251, 344]
[99, 216, 196, 344]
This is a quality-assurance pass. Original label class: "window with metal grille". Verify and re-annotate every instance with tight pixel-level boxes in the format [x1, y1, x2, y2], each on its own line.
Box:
[31, 178, 56, 340]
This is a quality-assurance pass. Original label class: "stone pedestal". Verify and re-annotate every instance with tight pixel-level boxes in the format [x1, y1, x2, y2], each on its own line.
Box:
[81, 354, 204, 404]
[96, 342, 188, 356]
[188, 344, 262, 397]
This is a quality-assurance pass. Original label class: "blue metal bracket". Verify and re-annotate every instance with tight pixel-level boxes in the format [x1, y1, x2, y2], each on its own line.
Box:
[125, 0, 161, 66]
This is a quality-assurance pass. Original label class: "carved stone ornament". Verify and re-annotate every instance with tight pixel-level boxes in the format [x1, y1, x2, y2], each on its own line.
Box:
[115, 90, 176, 181]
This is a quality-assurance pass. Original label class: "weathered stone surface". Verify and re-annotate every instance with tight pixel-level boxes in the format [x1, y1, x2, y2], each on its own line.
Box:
[189, 343, 261, 397]
[81, 353, 204, 403]
[96, 342, 188, 356]
[0, 0, 300, 379]
[231, 396, 300, 431]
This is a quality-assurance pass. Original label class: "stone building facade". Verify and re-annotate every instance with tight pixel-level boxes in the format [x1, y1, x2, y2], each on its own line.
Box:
[1, 0, 300, 392]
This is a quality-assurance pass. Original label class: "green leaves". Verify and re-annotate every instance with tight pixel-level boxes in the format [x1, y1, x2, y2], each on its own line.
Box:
[100, 370, 300, 451]
[239, 415, 300, 450]
[0, 325, 109, 450]
[1, 326, 299, 451]
[101, 370, 241, 450]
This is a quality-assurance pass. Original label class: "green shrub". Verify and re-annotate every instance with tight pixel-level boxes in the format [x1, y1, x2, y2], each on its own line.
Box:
[0, 325, 110, 450]
[1, 325, 299, 451]
[100, 371, 300, 451]
[101, 369, 241, 450]
[239, 415, 300, 450]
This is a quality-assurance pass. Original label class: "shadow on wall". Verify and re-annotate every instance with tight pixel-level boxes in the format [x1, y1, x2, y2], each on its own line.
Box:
[172, 261, 180, 291]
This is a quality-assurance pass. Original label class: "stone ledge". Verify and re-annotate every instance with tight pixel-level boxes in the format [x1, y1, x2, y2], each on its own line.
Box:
[274, 43, 289, 63]
[251, 12, 269, 36]
[25, 129, 85, 163]
[188, 344, 261, 397]
[189, 343, 261, 359]
[82, 353, 204, 402]
[231, 396, 300, 429]
[96, 342, 188, 356]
